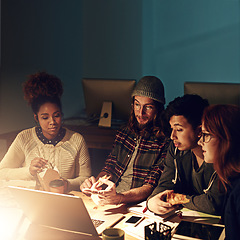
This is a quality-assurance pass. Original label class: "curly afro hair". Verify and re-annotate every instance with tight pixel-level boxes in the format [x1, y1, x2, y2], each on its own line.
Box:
[23, 71, 63, 105]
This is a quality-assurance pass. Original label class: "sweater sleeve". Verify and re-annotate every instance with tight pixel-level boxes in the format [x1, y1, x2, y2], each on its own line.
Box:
[67, 134, 91, 191]
[0, 132, 33, 180]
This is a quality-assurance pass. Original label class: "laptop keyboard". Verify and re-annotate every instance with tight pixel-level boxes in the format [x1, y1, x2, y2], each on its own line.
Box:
[92, 219, 105, 228]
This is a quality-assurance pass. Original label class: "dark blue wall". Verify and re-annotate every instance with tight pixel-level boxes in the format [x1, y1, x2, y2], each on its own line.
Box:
[0, 0, 239, 133]
[0, 0, 84, 132]
[142, 0, 240, 104]
[82, 0, 142, 79]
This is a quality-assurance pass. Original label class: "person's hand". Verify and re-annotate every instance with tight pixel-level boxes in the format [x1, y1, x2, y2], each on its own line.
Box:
[29, 157, 48, 176]
[96, 178, 122, 205]
[147, 190, 176, 215]
[80, 176, 97, 193]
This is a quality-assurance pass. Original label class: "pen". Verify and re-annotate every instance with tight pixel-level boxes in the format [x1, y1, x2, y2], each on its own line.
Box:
[142, 207, 147, 213]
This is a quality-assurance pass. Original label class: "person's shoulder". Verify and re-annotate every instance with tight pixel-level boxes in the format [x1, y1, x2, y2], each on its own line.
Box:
[14, 127, 36, 144]
[115, 125, 132, 137]
[113, 126, 138, 146]
[150, 135, 171, 150]
[17, 127, 35, 138]
[202, 161, 214, 168]
[118, 125, 130, 133]
[64, 127, 83, 139]
[155, 135, 170, 143]
[63, 128, 86, 145]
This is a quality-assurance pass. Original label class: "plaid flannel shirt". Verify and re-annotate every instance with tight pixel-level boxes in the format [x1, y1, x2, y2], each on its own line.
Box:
[101, 127, 170, 189]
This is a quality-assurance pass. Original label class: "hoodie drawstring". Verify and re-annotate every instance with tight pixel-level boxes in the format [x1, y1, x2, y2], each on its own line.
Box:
[172, 148, 178, 184]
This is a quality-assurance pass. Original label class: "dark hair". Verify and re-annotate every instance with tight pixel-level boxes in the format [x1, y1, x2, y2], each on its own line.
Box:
[202, 104, 240, 190]
[163, 94, 209, 136]
[127, 97, 165, 138]
[23, 71, 63, 114]
[30, 95, 62, 115]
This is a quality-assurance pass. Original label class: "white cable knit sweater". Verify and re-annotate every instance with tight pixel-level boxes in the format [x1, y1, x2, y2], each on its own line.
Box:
[0, 127, 91, 190]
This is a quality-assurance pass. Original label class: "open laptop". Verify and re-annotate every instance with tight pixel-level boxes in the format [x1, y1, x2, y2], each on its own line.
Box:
[8, 186, 124, 237]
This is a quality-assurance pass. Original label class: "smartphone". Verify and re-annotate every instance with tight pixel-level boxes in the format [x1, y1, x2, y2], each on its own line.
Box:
[125, 215, 144, 226]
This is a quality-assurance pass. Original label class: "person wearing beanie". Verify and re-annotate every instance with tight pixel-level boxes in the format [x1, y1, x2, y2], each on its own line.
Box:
[0, 72, 91, 192]
[80, 76, 170, 205]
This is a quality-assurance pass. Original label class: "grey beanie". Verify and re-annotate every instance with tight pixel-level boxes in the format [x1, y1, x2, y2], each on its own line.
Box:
[131, 76, 165, 104]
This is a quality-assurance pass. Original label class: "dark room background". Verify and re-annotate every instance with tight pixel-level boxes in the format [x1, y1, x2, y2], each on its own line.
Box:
[0, 0, 239, 136]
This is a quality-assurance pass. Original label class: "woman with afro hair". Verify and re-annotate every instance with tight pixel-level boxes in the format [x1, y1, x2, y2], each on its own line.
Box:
[0, 72, 91, 192]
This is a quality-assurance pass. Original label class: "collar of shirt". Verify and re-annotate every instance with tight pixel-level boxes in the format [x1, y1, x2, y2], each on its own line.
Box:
[35, 127, 66, 146]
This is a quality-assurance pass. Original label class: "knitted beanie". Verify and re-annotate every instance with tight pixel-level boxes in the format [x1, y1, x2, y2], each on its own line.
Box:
[131, 76, 165, 104]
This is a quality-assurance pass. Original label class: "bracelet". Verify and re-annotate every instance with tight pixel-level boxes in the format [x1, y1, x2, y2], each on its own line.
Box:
[118, 193, 123, 205]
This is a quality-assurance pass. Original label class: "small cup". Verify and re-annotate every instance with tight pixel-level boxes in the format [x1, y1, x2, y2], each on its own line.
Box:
[102, 228, 124, 240]
[49, 179, 64, 194]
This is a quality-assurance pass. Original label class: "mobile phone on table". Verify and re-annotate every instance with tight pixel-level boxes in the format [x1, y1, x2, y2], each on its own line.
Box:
[125, 215, 144, 226]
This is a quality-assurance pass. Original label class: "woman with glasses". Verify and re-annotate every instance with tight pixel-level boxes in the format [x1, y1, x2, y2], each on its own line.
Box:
[147, 94, 225, 216]
[0, 72, 91, 192]
[199, 104, 240, 239]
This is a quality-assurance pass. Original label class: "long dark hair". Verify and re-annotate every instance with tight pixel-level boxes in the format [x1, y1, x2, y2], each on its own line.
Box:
[127, 97, 165, 138]
[202, 104, 240, 190]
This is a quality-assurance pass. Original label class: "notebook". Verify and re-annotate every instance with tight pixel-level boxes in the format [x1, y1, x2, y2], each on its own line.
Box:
[8, 186, 124, 237]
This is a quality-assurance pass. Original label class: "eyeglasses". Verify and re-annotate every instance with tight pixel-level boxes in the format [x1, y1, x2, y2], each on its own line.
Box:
[200, 132, 214, 143]
[133, 102, 155, 113]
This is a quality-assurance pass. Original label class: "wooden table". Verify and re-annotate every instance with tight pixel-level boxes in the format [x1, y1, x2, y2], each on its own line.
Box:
[0, 181, 225, 240]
